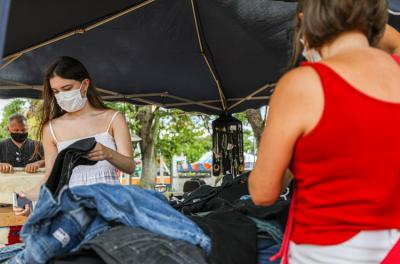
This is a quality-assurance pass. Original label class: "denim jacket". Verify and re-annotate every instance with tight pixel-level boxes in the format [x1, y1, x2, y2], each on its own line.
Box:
[9, 184, 211, 264]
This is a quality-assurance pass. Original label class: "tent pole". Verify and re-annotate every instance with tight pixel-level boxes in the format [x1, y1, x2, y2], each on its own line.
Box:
[164, 93, 222, 111]
[165, 96, 270, 107]
[190, 0, 227, 112]
[0, 54, 22, 70]
[228, 83, 275, 111]
[1, 0, 155, 67]
[0, 85, 42, 91]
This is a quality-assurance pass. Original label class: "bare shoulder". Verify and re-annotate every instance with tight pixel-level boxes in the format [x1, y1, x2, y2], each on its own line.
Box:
[106, 109, 124, 121]
[42, 122, 56, 144]
[108, 110, 127, 130]
[273, 66, 322, 102]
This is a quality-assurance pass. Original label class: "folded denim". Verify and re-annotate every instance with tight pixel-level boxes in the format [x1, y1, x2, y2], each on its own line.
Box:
[82, 226, 209, 264]
[247, 218, 283, 264]
[0, 244, 24, 262]
[248, 217, 283, 245]
[9, 184, 211, 264]
[257, 243, 281, 264]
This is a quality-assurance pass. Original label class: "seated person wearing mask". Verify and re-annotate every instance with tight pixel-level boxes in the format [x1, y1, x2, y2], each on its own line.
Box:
[0, 114, 44, 173]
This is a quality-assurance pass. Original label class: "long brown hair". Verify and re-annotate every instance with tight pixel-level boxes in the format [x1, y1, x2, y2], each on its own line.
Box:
[38, 56, 109, 141]
[290, 0, 388, 68]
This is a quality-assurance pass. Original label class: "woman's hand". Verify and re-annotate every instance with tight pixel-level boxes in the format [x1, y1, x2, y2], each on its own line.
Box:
[13, 192, 32, 217]
[87, 143, 112, 161]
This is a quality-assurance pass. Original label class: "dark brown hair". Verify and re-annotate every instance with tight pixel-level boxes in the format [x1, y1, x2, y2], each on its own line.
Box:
[290, 0, 388, 67]
[38, 56, 109, 140]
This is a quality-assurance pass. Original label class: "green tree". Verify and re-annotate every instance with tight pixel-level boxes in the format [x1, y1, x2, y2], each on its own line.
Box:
[0, 99, 26, 140]
[26, 99, 42, 140]
[157, 110, 212, 167]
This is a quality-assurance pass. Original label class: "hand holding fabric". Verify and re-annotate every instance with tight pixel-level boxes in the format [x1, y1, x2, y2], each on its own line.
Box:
[86, 143, 112, 161]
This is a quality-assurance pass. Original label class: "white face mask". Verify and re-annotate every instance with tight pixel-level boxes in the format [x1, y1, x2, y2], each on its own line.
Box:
[55, 82, 87, 112]
[300, 38, 322, 62]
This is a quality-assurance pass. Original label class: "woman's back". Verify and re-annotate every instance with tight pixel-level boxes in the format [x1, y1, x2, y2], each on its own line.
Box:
[291, 49, 400, 244]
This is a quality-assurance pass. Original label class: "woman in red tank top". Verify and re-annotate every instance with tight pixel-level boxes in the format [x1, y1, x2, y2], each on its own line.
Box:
[249, 1, 400, 263]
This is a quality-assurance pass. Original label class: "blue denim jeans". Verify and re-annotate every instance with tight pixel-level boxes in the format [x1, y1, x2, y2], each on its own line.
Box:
[0, 244, 24, 263]
[9, 184, 210, 264]
[248, 217, 283, 264]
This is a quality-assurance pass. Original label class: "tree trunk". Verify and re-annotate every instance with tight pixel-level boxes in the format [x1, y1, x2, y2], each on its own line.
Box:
[245, 108, 264, 147]
[137, 106, 160, 189]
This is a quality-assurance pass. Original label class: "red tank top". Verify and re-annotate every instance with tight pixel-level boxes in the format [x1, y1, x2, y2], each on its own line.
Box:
[290, 55, 400, 245]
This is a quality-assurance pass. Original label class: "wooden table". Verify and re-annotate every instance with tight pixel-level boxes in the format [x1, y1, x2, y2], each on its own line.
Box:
[0, 168, 44, 204]
[0, 206, 26, 227]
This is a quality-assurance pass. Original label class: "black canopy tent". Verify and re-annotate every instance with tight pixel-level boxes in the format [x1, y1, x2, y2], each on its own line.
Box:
[1, 0, 399, 176]
[0, 0, 299, 115]
[1, 0, 399, 114]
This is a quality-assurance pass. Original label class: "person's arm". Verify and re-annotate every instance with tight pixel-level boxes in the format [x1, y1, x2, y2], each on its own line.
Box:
[14, 125, 57, 216]
[249, 67, 322, 206]
[87, 112, 135, 174]
[377, 24, 400, 56]
[25, 142, 46, 173]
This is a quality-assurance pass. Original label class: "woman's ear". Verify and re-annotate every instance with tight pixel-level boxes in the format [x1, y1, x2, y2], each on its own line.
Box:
[83, 78, 90, 88]
[298, 12, 304, 21]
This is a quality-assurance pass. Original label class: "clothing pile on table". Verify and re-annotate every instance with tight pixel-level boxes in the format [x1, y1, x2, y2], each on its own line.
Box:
[1, 138, 210, 264]
[0, 137, 290, 264]
[172, 172, 291, 264]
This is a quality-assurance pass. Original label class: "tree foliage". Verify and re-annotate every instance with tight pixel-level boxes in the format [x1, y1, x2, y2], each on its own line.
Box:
[157, 110, 211, 167]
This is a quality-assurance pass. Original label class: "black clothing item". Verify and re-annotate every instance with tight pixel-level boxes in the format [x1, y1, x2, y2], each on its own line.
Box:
[173, 172, 249, 214]
[183, 178, 206, 193]
[45, 137, 97, 196]
[232, 198, 290, 230]
[49, 250, 105, 264]
[190, 210, 257, 264]
[55, 226, 209, 264]
[0, 138, 43, 167]
[10, 132, 28, 143]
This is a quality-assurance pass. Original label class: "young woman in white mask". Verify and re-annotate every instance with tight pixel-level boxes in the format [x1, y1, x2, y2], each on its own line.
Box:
[14, 56, 135, 216]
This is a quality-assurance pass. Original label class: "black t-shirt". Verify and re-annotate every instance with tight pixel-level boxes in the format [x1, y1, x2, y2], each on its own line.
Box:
[0, 138, 44, 167]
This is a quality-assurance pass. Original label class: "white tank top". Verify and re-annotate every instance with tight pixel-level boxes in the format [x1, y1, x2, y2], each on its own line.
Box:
[48, 111, 120, 187]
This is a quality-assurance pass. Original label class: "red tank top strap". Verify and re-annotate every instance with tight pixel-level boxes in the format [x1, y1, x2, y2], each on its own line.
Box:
[393, 55, 400, 65]
[269, 188, 297, 264]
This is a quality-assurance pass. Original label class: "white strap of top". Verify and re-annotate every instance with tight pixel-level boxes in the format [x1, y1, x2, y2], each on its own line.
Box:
[106, 112, 120, 133]
[48, 121, 58, 143]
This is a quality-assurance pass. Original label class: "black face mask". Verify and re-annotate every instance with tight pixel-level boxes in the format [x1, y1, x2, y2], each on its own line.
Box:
[10, 132, 28, 143]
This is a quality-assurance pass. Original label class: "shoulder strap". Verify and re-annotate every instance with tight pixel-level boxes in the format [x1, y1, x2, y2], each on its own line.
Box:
[106, 112, 120, 133]
[392, 55, 400, 65]
[48, 121, 58, 143]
